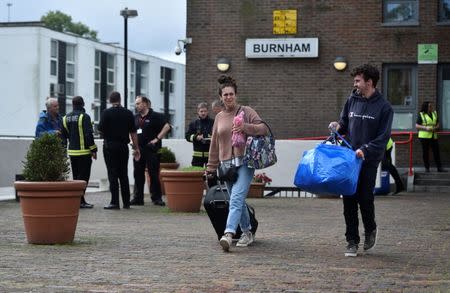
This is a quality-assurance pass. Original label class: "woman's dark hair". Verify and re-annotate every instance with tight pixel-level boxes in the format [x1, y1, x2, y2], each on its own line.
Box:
[218, 75, 237, 96]
[420, 101, 432, 113]
[351, 64, 380, 87]
[109, 91, 121, 103]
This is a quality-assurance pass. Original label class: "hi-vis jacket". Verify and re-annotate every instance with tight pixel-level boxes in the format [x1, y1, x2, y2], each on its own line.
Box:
[62, 109, 97, 156]
[418, 111, 438, 139]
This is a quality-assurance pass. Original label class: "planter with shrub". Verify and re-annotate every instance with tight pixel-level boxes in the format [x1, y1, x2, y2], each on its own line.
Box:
[14, 133, 86, 244]
[160, 166, 205, 212]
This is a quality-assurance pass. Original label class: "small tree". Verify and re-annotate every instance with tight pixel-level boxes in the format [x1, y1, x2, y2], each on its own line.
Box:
[22, 133, 70, 181]
[41, 11, 98, 40]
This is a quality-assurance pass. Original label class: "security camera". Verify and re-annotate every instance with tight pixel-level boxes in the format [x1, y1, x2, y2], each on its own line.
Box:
[175, 45, 182, 55]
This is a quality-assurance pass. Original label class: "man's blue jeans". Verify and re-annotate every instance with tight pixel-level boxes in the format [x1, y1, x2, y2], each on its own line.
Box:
[224, 165, 255, 234]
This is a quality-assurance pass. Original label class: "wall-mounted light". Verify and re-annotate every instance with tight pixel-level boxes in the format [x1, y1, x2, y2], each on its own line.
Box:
[333, 57, 347, 71]
[174, 38, 192, 55]
[217, 57, 231, 72]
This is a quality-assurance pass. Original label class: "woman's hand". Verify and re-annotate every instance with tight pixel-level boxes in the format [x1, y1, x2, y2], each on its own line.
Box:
[232, 123, 245, 134]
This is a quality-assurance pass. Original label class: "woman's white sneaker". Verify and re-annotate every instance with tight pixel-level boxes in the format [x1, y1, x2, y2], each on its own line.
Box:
[236, 231, 254, 247]
[220, 233, 233, 252]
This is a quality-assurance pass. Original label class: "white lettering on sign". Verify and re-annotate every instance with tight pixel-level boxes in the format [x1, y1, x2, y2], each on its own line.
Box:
[245, 38, 319, 58]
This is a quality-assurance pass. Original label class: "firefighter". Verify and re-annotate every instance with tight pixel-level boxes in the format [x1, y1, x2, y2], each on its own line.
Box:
[185, 102, 214, 167]
[62, 96, 97, 208]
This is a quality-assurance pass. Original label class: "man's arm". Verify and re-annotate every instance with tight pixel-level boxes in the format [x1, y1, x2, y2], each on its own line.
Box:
[130, 131, 141, 161]
[150, 123, 172, 144]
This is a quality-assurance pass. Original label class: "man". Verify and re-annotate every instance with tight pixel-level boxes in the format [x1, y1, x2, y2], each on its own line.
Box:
[329, 64, 393, 257]
[185, 102, 214, 167]
[61, 96, 97, 208]
[35, 97, 63, 137]
[131, 95, 171, 206]
[98, 92, 140, 210]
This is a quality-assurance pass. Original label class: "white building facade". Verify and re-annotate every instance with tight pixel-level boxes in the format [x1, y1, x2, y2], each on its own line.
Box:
[0, 22, 186, 138]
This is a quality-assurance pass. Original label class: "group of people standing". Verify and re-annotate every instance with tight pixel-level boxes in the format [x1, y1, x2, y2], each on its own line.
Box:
[35, 92, 171, 210]
[35, 63, 446, 257]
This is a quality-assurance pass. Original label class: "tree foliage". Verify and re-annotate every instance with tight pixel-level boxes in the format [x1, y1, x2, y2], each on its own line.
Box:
[41, 10, 98, 40]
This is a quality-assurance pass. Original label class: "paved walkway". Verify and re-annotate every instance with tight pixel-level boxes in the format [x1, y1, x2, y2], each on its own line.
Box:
[1, 190, 449, 292]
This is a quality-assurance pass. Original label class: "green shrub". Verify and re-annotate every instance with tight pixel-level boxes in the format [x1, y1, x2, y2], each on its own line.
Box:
[158, 147, 177, 163]
[22, 133, 70, 181]
[180, 166, 205, 171]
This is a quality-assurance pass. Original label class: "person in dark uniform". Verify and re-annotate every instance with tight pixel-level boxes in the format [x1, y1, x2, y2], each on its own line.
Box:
[98, 92, 140, 210]
[130, 95, 171, 206]
[381, 137, 405, 194]
[61, 96, 97, 208]
[185, 102, 214, 167]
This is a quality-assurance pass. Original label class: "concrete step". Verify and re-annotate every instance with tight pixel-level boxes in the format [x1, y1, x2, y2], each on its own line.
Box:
[415, 171, 450, 180]
[413, 185, 450, 193]
[414, 178, 450, 186]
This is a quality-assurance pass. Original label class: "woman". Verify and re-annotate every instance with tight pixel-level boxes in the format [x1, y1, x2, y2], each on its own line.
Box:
[415, 101, 446, 172]
[207, 75, 268, 252]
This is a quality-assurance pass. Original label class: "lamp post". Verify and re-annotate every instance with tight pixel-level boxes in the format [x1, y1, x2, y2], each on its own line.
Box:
[120, 7, 138, 109]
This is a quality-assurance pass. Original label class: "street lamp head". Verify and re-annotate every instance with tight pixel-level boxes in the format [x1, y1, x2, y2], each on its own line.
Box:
[120, 7, 138, 18]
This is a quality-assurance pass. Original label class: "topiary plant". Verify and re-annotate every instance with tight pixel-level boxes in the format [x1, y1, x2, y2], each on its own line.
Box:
[22, 133, 70, 181]
[158, 146, 177, 163]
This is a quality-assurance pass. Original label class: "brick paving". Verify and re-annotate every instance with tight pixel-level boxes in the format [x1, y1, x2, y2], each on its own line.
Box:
[0, 191, 449, 292]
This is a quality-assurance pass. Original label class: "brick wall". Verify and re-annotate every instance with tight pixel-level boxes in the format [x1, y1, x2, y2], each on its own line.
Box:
[186, 0, 450, 167]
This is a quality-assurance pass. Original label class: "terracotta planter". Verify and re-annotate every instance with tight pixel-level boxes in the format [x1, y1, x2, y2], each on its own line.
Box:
[160, 170, 204, 212]
[146, 162, 179, 195]
[14, 180, 87, 244]
[248, 182, 266, 198]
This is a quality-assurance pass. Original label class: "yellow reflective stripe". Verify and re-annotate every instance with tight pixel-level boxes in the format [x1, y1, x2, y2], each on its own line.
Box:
[78, 114, 85, 150]
[386, 138, 393, 150]
[190, 134, 195, 142]
[193, 151, 209, 157]
[68, 149, 91, 156]
[63, 116, 68, 132]
[89, 144, 97, 151]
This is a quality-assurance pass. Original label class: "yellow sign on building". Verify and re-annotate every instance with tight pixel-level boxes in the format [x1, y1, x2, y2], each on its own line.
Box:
[273, 10, 297, 35]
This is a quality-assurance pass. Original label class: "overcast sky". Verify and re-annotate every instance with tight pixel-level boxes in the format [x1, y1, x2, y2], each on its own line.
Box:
[3, 0, 187, 63]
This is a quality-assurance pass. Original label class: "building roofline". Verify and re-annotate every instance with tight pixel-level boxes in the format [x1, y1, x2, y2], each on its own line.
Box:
[0, 21, 45, 27]
[0, 21, 184, 65]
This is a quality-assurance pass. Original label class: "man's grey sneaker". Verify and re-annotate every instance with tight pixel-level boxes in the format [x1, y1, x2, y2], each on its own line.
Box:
[345, 241, 358, 257]
[219, 233, 233, 252]
[364, 227, 378, 251]
[236, 231, 254, 247]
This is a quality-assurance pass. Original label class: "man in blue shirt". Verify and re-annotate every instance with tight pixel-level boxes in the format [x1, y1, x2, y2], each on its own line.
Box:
[35, 97, 63, 138]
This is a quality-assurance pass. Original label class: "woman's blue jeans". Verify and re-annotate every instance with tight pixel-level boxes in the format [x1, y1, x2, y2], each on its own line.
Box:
[224, 165, 255, 235]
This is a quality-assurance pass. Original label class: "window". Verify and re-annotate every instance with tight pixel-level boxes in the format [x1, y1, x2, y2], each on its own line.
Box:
[439, 0, 450, 23]
[106, 54, 115, 97]
[65, 44, 76, 99]
[50, 40, 58, 76]
[160, 66, 174, 93]
[49, 83, 55, 97]
[438, 65, 450, 130]
[94, 51, 101, 101]
[383, 0, 418, 25]
[383, 64, 417, 130]
[140, 62, 148, 95]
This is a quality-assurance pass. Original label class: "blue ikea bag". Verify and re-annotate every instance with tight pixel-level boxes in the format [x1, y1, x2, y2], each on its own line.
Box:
[293, 134, 363, 196]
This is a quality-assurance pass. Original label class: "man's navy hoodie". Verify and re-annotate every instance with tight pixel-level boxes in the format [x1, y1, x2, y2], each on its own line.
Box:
[338, 89, 393, 165]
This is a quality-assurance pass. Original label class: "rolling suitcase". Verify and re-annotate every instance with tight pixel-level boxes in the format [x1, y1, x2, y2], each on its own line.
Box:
[203, 184, 258, 240]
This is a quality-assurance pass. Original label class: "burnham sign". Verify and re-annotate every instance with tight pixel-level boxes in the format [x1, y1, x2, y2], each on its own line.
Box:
[245, 38, 319, 59]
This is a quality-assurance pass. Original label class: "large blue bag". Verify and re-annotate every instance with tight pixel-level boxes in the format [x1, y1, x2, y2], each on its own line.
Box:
[293, 135, 363, 196]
